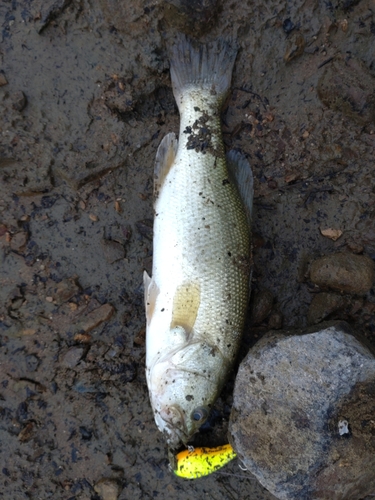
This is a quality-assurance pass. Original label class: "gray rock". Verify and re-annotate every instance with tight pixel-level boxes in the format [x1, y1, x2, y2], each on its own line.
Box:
[229, 322, 375, 500]
[310, 252, 375, 295]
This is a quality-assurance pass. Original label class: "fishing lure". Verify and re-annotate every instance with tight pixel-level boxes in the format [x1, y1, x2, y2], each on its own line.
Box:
[173, 444, 237, 479]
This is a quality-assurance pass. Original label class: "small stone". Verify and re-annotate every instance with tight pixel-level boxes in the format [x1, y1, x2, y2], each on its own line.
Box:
[320, 227, 343, 241]
[307, 292, 347, 325]
[267, 179, 278, 190]
[101, 238, 125, 264]
[133, 328, 145, 346]
[94, 478, 121, 500]
[79, 426, 93, 440]
[10, 232, 28, 253]
[18, 422, 34, 442]
[25, 354, 40, 372]
[47, 278, 80, 305]
[61, 347, 84, 368]
[310, 252, 375, 295]
[284, 32, 305, 63]
[45, 296, 53, 303]
[285, 173, 297, 184]
[267, 310, 283, 330]
[114, 200, 122, 213]
[340, 19, 348, 32]
[346, 240, 364, 254]
[11, 91, 27, 111]
[73, 333, 91, 344]
[229, 322, 375, 500]
[78, 303, 115, 333]
[135, 219, 153, 240]
[0, 73, 8, 86]
[21, 328, 37, 336]
[250, 289, 274, 325]
[89, 214, 98, 221]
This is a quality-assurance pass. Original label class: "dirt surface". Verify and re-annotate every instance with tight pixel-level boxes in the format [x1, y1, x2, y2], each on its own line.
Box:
[1, 0, 375, 498]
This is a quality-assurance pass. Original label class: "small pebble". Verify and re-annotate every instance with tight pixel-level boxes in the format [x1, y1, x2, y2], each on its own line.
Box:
[18, 422, 34, 442]
[11, 91, 27, 111]
[89, 214, 98, 221]
[46, 279, 80, 305]
[78, 303, 115, 333]
[73, 333, 91, 343]
[61, 347, 84, 368]
[101, 238, 125, 264]
[94, 478, 121, 500]
[10, 232, 28, 253]
[250, 289, 274, 325]
[307, 292, 346, 325]
[0, 73, 8, 86]
[320, 227, 343, 241]
[310, 252, 375, 295]
[25, 354, 40, 372]
[267, 310, 283, 330]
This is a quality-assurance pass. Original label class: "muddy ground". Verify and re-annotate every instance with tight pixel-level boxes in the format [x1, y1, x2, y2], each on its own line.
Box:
[1, 0, 375, 498]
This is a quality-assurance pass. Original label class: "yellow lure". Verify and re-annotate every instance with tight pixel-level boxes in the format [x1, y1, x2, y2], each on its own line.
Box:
[173, 444, 237, 479]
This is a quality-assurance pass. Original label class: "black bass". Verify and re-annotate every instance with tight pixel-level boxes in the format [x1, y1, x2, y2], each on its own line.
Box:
[144, 35, 253, 449]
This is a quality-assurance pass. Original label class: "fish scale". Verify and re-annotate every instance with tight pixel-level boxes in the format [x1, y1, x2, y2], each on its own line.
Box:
[144, 35, 253, 449]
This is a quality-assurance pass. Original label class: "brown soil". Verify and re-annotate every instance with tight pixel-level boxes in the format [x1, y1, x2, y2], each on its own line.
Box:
[1, 0, 374, 498]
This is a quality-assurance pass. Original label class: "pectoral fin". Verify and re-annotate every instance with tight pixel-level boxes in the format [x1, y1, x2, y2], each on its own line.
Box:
[171, 282, 201, 334]
[226, 150, 254, 226]
[154, 133, 178, 201]
[144, 271, 159, 326]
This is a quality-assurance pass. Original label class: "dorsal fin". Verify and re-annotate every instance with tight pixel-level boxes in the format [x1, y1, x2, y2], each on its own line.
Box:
[154, 133, 178, 201]
[143, 271, 159, 326]
[226, 150, 254, 226]
[170, 281, 201, 334]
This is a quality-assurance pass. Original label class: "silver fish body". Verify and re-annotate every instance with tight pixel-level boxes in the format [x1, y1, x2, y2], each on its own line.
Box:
[144, 36, 253, 448]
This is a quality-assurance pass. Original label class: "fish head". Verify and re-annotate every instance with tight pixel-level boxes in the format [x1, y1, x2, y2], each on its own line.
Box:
[147, 337, 226, 449]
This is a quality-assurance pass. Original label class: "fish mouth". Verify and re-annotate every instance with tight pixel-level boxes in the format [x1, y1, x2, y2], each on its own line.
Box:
[155, 405, 189, 449]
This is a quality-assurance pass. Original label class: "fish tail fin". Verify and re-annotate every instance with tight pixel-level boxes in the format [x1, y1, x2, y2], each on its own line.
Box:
[169, 35, 238, 108]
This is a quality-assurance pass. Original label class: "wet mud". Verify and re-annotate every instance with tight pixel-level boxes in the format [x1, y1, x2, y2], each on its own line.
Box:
[1, 0, 375, 498]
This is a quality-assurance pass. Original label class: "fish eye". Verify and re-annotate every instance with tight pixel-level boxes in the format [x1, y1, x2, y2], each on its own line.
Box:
[191, 406, 209, 423]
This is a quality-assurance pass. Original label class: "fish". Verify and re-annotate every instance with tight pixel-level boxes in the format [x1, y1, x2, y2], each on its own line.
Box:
[144, 35, 254, 449]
